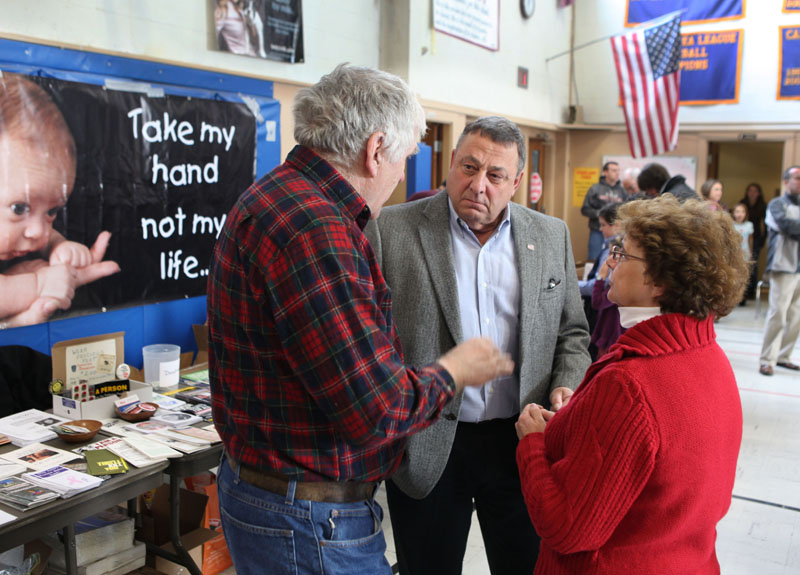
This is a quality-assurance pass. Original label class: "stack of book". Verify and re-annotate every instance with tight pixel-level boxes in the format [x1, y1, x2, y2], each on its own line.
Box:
[175, 369, 212, 406]
[21, 465, 102, 498]
[0, 476, 60, 510]
[0, 409, 69, 447]
[0, 460, 26, 480]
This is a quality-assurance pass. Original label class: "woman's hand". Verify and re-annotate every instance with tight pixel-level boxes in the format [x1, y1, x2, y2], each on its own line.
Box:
[516, 403, 553, 439]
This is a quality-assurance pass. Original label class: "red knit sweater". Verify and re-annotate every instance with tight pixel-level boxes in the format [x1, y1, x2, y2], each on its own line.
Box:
[517, 313, 742, 575]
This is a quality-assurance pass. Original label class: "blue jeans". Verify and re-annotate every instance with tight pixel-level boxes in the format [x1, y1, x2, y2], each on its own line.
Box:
[217, 453, 391, 575]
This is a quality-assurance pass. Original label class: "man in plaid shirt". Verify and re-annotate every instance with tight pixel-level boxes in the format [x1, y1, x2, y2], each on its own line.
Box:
[207, 64, 514, 575]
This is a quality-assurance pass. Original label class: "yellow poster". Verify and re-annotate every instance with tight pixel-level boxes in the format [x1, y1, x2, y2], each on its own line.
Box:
[573, 168, 599, 207]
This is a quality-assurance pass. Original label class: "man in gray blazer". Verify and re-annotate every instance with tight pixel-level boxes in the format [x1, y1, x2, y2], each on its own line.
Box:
[366, 116, 590, 575]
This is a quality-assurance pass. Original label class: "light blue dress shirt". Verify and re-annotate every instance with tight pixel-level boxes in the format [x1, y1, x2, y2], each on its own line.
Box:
[448, 199, 520, 422]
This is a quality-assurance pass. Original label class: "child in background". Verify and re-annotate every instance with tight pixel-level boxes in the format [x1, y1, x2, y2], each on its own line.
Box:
[732, 202, 754, 262]
[732, 202, 754, 306]
[0, 73, 119, 329]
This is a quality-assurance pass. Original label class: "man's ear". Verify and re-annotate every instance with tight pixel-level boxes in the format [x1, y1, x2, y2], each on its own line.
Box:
[512, 170, 524, 192]
[364, 132, 385, 178]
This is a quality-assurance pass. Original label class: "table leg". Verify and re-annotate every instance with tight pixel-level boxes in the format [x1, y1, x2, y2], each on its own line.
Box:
[63, 524, 78, 575]
[169, 474, 202, 575]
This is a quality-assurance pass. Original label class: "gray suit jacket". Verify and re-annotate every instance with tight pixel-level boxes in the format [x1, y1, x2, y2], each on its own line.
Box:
[366, 192, 590, 498]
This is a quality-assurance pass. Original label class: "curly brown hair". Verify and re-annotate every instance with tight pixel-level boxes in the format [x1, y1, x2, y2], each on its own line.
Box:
[617, 195, 748, 319]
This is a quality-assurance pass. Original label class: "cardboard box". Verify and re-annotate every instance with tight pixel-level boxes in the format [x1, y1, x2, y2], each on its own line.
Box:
[51, 333, 125, 392]
[192, 323, 208, 365]
[136, 483, 230, 575]
[155, 530, 219, 575]
[53, 380, 153, 420]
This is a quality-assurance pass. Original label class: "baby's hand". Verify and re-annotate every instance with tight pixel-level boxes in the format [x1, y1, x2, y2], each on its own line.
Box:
[35, 264, 78, 310]
[50, 240, 92, 268]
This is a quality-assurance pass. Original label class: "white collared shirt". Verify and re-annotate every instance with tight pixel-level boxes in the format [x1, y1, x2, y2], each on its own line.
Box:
[448, 199, 520, 422]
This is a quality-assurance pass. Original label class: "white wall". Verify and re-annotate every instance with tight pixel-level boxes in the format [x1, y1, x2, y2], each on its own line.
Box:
[574, 0, 800, 128]
[405, 0, 573, 126]
[0, 0, 381, 86]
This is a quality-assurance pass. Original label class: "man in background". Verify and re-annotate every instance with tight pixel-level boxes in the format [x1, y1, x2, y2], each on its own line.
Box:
[367, 116, 590, 575]
[621, 166, 641, 196]
[581, 161, 626, 260]
[636, 162, 698, 200]
[759, 166, 800, 376]
[207, 65, 513, 575]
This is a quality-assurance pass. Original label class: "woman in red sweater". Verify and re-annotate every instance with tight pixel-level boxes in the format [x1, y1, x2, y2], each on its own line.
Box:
[516, 195, 749, 575]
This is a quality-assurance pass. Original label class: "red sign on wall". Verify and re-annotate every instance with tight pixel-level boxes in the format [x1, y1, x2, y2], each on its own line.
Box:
[529, 172, 543, 204]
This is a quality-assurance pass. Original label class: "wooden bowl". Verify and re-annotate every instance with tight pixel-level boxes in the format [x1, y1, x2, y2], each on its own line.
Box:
[54, 419, 102, 443]
[115, 402, 159, 422]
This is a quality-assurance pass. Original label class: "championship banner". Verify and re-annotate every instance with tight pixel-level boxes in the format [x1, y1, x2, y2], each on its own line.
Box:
[679, 30, 743, 105]
[625, 0, 745, 27]
[784, 0, 800, 13]
[0, 72, 258, 327]
[778, 26, 800, 100]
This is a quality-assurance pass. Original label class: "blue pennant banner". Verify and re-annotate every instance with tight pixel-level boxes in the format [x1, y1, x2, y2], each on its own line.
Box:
[679, 30, 743, 104]
[779, 26, 800, 100]
[626, 0, 745, 26]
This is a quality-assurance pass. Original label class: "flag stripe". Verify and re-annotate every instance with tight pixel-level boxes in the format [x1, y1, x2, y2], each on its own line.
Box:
[654, 77, 670, 152]
[633, 34, 658, 158]
[611, 36, 637, 158]
[621, 35, 647, 158]
[610, 13, 681, 158]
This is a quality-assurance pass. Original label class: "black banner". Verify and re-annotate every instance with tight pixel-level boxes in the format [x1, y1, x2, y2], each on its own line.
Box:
[2, 74, 256, 323]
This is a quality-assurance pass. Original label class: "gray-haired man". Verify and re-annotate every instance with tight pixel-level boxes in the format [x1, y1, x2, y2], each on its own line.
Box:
[208, 66, 514, 575]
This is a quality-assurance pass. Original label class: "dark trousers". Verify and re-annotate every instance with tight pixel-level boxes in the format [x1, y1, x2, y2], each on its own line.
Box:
[386, 416, 539, 575]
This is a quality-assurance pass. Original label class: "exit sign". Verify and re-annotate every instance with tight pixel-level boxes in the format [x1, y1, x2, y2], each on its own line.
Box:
[517, 66, 529, 89]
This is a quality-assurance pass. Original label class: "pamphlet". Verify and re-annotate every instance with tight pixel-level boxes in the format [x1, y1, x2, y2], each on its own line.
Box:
[151, 411, 202, 428]
[83, 449, 129, 476]
[123, 437, 182, 459]
[22, 465, 103, 498]
[1, 443, 81, 471]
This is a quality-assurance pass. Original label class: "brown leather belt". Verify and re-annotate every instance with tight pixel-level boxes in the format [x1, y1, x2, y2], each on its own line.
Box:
[227, 457, 377, 503]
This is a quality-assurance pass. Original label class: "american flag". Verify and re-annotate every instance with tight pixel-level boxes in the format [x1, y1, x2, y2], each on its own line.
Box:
[611, 12, 681, 159]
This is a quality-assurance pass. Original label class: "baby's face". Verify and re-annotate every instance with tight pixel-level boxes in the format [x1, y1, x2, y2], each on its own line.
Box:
[0, 134, 75, 260]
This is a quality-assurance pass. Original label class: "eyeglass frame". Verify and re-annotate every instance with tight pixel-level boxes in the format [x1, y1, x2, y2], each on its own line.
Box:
[608, 244, 646, 265]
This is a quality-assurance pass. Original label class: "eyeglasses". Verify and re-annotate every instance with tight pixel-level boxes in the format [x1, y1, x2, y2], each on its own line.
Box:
[609, 245, 646, 264]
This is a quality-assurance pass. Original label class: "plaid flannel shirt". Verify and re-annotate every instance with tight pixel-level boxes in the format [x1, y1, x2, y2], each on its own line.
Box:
[208, 145, 455, 482]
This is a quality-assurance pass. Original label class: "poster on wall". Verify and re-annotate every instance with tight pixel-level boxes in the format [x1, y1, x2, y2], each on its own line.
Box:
[433, 0, 500, 51]
[625, 0, 744, 27]
[784, 0, 800, 13]
[778, 26, 800, 100]
[0, 72, 257, 329]
[572, 168, 599, 208]
[213, 0, 304, 63]
[679, 30, 743, 104]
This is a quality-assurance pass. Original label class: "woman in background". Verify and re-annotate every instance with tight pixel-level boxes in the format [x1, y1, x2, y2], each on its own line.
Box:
[515, 195, 748, 575]
[741, 182, 767, 299]
[700, 178, 727, 212]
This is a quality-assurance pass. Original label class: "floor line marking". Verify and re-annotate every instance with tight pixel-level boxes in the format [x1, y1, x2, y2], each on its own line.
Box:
[738, 387, 800, 399]
[732, 494, 800, 513]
